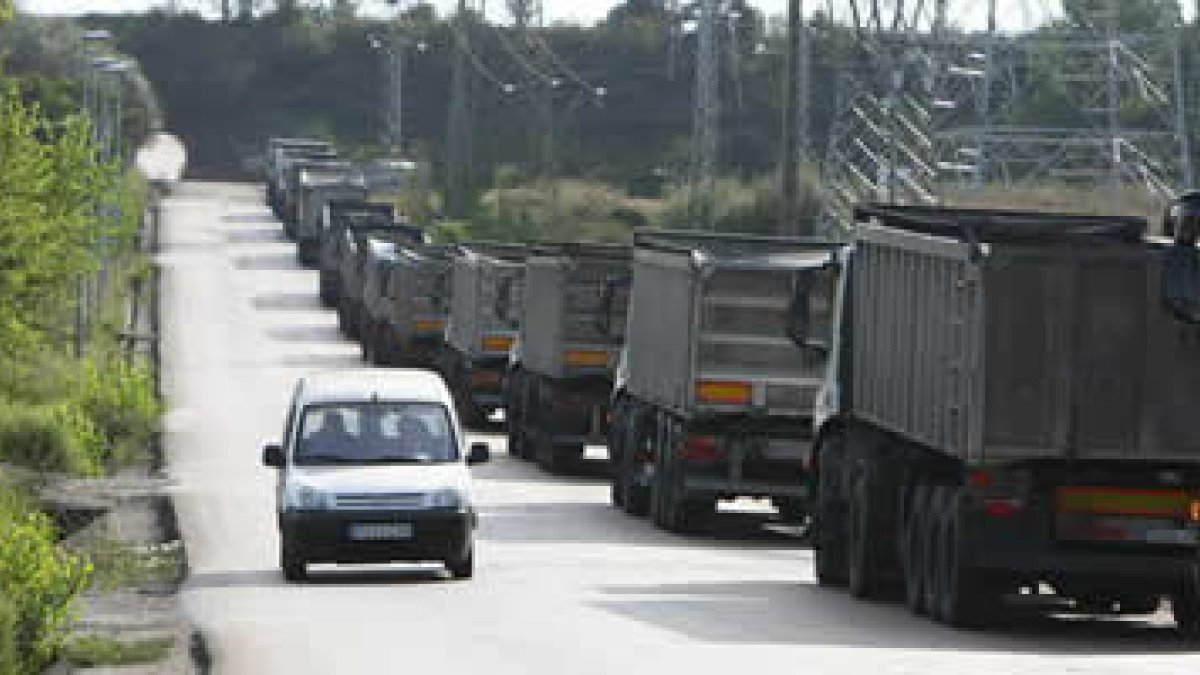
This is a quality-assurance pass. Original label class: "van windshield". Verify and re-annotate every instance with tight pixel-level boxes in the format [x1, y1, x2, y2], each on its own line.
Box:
[294, 402, 457, 466]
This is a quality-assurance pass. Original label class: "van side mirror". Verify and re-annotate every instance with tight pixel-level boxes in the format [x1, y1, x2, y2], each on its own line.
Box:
[262, 443, 285, 468]
[468, 442, 491, 466]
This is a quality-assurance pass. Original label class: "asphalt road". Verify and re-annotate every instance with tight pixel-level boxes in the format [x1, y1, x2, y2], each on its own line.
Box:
[161, 182, 1199, 674]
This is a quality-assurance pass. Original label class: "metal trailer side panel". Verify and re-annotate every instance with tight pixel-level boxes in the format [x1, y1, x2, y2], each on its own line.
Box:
[625, 248, 698, 414]
[447, 257, 481, 357]
[695, 265, 829, 417]
[388, 251, 452, 343]
[851, 224, 983, 461]
[520, 260, 566, 377]
[981, 245, 1150, 462]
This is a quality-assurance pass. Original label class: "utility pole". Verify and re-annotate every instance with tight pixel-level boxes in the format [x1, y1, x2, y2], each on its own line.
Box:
[691, 0, 719, 229]
[779, 0, 801, 235]
[1106, 0, 1122, 212]
[446, 0, 474, 218]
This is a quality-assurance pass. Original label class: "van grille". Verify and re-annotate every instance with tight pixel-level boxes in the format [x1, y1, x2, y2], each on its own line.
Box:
[334, 493, 427, 511]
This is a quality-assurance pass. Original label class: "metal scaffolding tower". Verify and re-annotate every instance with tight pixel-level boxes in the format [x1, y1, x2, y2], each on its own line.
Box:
[820, 0, 1190, 230]
[445, 0, 475, 218]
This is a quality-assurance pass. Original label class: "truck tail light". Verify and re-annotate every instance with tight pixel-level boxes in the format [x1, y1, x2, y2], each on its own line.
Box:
[983, 498, 1024, 518]
[695, 380, 752, 406]
[470, 370, 502, 387]
[482, 335, 515, 352]
[564, 350, 609, 368]
[967, 469, 992, 488]
[675, 435, 721, 462]
[414, 319, 445, 333]
[1056, 487, 1192, 518]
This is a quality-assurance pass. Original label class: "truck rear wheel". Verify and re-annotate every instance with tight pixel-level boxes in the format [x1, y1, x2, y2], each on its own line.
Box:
[901, 484, 929, 614]
[1173, 572, 1200, 638]
[651, 476, 710, 533]
[933, 486, 992, 628]
[814, 433, 848, 587]
[921, 486, 946, 615]
[537, 438, 581, 475]
[847, 461, 886, 599]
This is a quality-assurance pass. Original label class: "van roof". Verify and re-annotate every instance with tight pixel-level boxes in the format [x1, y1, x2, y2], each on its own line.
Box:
[298, 370, 452, 407]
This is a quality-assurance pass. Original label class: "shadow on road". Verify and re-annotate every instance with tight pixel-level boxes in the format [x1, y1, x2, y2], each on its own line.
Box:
[477, 500, 801, 549]
[275, 353, 364, 369]
[590, 580, 1194, 654]
[224, 224, 284, 242]
[254, 292, 322, 312]
[265, 325, 345, 345]
[188, 566, 450, 590]
[233, 253, 300, 271]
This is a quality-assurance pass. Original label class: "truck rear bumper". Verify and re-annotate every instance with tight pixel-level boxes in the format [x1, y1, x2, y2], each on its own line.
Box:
[968, 532, 1199, 590]
[682, 476, 809, 500]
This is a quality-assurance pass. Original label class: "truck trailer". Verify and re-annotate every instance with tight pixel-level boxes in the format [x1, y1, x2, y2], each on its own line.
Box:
[505, 243, 632, 473]
[361, 244, 454, 368]
[333, 221, 426, 341]
[294, 163, 367, 267]
[317, 201, 396, 308]
[807, 204, 1200, 633]
[441, 244, 529, 427]
[608, 230, 840, 532]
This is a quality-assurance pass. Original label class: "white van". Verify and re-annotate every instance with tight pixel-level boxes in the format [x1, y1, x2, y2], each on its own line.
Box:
[262, 370, 490, 582]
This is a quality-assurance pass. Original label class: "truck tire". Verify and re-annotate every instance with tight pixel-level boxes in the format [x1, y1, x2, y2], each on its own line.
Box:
[608, 403, 627, 507]
[360, 320, 374, 363]
[318, 275, 336, 308]
[921, 486, 946, 616]
[902, 484, 929, 614]
[537, 438, 581, 475]
[298, 241, 318, 267]
[1173, 571, 1200, 638]
[847, 460, 885, 599]
[650, 440, 710, 533]
[933, 486, 992, 628]
[814, 433, 848, 587]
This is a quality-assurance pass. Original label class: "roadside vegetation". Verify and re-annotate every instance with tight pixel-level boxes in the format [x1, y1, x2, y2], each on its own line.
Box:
[0, 5, 167, 670]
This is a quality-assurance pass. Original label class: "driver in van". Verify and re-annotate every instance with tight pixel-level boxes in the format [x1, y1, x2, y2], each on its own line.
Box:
[304, 411, 357, 456]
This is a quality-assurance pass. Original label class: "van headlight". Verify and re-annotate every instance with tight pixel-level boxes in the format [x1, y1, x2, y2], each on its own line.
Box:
[286, 484, 333, 512]
[429, 488, 467, 510]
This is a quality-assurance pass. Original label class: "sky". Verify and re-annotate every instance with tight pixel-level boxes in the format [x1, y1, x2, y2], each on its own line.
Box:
[17, 1, 791, 24]
[15, 1, 1197, 30]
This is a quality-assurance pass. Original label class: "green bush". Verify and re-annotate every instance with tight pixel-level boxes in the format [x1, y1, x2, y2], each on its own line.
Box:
[72, 357, 160, 467]
[0, 490, 92, 674]
[0, 400, 102, 477]
[0, 595, 19, 675]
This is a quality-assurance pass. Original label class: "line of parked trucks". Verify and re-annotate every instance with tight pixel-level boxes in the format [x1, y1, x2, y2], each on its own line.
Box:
[264, 136, 1200, 635]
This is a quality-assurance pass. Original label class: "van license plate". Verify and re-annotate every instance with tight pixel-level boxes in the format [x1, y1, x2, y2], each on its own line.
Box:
[348, 523, 413, 541]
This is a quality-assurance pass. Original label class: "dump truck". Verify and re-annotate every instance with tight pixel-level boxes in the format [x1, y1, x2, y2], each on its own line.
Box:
[264, 138, 330, 210]
[267, 142, 336, 221]
[505, 243, 632, 473]
[280, 157, 344, 238]
[293, 163, 367, 266]
[805, 204, 1200, 634]
[317, 201, 396, 308]
[334, 221, 426, 341]
[361, 158, 418, 197]
[608, 230, 840, 532]
[440, 244, 529, 427]
[360, 244, 454, 368]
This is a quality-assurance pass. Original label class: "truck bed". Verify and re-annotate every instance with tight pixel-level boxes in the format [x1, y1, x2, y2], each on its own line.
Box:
[850, 204, 1200, 465]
